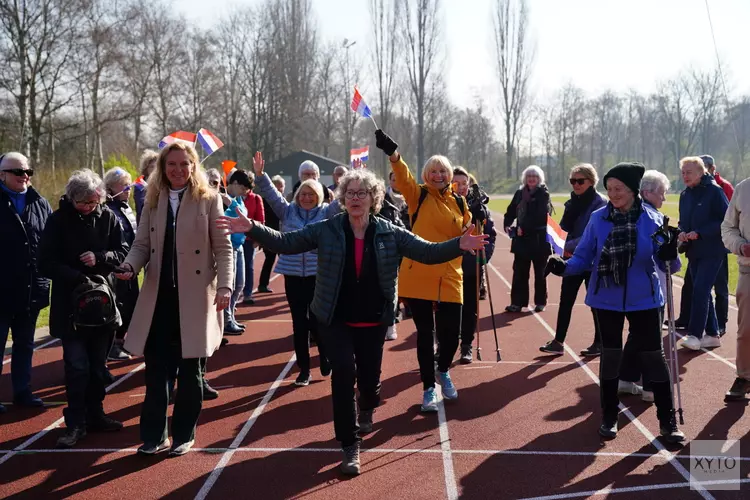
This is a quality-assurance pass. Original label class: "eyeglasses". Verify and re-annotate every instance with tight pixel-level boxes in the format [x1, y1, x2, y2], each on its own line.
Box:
[75, 200, 99, 208]
[569, 178, 587, 186]
[345, 190, 368, 200]
[209, 181, 219, 187]
[2, 168, 34, 177]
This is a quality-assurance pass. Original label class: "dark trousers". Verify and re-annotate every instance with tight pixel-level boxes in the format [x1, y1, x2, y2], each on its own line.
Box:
[594, 308, 673, 422]
[61, 331, 111, 428]
[461, 272, 479, 347]
[242, 241, 255, 298]
[409, 298, 462, 389]
[284, 275, 323, 373]
[688, 257, 723, 338]
[259, 248, 277, 289]
[678, 255, 729, 330]
[511, 253, 548, 307]
[619, 310, 663, 392]
[555, 273, 601, 345]
[319, 322, 387, 447]
[0, 309, 40, 396]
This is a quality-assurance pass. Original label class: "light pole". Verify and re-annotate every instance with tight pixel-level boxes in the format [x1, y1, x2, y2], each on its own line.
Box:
[343, 39, 356, 164]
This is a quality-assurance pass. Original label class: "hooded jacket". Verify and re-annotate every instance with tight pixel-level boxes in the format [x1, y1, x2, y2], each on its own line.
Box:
[678, 173, 730, 260]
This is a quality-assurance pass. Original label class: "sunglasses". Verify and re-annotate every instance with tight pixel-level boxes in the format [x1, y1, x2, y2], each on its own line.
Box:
[3, 168, 34, 177]
[569, 178, 587, 186]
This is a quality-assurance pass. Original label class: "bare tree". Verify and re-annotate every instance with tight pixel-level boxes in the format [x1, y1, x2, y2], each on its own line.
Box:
[314, 43, 344, 158]
[401, 0, 442, 178]
[491, 0, 533, 179]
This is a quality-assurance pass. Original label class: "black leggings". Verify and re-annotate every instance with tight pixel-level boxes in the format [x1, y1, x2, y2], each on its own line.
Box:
[461, 272, 479, 347]
[594, 308, 673, 421]
[409, 299, 462, 390]
[284, 275, 323, 373]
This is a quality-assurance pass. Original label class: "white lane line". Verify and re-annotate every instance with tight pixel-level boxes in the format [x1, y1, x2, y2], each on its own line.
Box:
[194, 354, 297, 500]
[488, 263, 716, 500]
[434, 384, 458, 500]
[3, 337, 60, 365]
[472, 360, 599, 365]
[0, 362, 146, 467]
[518, 478, 750, 500]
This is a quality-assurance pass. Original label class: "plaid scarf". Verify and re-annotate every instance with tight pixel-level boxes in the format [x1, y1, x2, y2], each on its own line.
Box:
[597, 199, 642, 286]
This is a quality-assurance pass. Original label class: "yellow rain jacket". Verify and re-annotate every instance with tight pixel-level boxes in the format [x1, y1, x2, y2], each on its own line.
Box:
[391, 156, 471, 304]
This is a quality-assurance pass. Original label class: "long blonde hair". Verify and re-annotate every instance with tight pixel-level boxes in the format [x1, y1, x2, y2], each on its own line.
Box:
[146, 142, 211, 207]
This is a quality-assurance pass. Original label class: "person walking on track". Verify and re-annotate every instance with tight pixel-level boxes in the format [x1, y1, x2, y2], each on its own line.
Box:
[722, 177, 750, 401]
[540, 163, 606, 357]
[257, 175, 286, 293]
[39, 169, 128, 448]
[217, 167, 487, 476]
[503, 165, 552, 313]
[546, 162, 685, 443]
[114, 142, 233, 457]
[374, 129, 472, 413]
[252, 152, 340, 386]
[0, 152, 51, 414]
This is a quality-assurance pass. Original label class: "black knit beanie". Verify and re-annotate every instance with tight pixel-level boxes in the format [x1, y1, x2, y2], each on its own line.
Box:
[603, 162, 646, 195]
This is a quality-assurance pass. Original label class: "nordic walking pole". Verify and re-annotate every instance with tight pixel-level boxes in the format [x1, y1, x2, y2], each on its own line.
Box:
[481, 236, 501, 361]
[475, 221, 483, 361]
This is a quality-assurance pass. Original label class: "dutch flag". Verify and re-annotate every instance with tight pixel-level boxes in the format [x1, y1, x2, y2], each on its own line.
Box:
[158, 131, 197, 149]
[546, 215, 568, 256]
[350, 86, 372, 118]
[197, 128, 224, 156]
[350, 146, 369, 165]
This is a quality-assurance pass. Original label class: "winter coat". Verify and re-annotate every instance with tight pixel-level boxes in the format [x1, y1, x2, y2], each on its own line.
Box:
[0, 185, 52, 315]
[122, 188, 233, 359]
[678, 173, 730, 260]
[133, 179, 147, 226]
[106, 199, 137, 247]
[378, 195, 406, 229]
[504, 186, 553, 257]
[38, 198, 128, 339]
[564, 202, 681, 312]
[256, 172, 340, 277]
[722, 178, 750, 269]
[390, 157, 471, 304]
[713, 172, 734, 201]
[249, 213, 464, 326]
[560, 190, 608, 255]
[461, 210, 497, 276]
[225, 197, 248, 249]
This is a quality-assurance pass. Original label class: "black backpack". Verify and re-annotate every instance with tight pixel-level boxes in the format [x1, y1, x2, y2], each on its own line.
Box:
[410, 186, 466, 229]
[71, 275, 122, 332]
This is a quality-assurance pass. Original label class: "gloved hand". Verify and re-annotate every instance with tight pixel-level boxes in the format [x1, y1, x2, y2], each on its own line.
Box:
[657, 227, 680, 261]
[375, 129, 398, 156]
[544, 254, 567, 277]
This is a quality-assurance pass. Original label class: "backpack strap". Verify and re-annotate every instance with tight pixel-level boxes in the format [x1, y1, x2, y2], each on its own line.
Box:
[410, 186, 429, 229]
[453, 193, 466, 219]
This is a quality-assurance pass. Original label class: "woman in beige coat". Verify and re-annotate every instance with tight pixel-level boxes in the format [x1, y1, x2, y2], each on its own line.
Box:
[115, 142, 232, 456]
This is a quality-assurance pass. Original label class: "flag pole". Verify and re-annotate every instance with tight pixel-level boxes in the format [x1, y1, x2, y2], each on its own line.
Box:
[369, 115, 378, 129]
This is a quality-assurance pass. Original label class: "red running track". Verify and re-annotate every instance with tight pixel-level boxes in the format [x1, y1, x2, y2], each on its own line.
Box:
[1, 227, 749, 499]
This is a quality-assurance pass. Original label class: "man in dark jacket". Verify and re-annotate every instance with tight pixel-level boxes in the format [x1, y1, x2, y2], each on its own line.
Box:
[0, 152, 51, 413]
[258, 175, 285, 293]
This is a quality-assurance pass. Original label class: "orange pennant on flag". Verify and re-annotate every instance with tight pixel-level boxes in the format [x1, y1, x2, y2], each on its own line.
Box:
[221, 160, 237, 187]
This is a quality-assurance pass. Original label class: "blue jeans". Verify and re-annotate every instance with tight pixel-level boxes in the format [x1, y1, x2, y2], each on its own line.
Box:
[0, 309, 40, 396]
[226, 245, 246, 326]
[688, 257, 723, 338]
[242, 240, 255, 298]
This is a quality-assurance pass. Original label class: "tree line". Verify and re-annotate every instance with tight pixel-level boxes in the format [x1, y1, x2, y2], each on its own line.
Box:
[0, 0, 747, 198]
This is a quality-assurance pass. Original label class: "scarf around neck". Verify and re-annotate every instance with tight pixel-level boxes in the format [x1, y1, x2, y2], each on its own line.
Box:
[560, 186, 596, 232]
[597, 198, 642, 287]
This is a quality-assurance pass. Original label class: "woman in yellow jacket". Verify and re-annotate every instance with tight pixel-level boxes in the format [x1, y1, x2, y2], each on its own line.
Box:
[375, 130, 471, 412]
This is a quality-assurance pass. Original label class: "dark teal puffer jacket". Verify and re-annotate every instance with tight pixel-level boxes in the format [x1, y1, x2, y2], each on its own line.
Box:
[249, 212, 464, 326]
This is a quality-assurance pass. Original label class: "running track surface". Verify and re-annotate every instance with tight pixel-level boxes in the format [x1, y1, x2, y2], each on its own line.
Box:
[1, 221, 749, 500]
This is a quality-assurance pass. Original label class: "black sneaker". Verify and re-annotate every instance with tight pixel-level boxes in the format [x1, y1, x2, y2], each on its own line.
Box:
[534, 305, 546, 313]
[539, 340, 564, 355]
[598, 417, 618, 439]
[242, 297, 255, 305]
[257, 286, 273, 294]
[659, 410, 685, 444]
[13, 391, 44, 408]
[223, 322, 243, 336]
[203, 379, 220, 400]
[580, 344, 602, 357]
[108, 344, 132, 361]
[320, 357, 331, 377]
[505, 304, 522, 313]
[138, 438, 171, 455]
[87, 415, 124, 432]
[725, 377, 750, 401]
[459, 345, 473, 364]
[340, 442, 361, 475]
[358, 409, 373, 434]
[56, 427, 86, 448]
[295, 372, 311, 387]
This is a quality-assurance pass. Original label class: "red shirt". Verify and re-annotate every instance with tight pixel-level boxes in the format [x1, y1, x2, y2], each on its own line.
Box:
[243, 192, 265, 223]
[346, 237, 380, 328]
[714, 172, 734, 201]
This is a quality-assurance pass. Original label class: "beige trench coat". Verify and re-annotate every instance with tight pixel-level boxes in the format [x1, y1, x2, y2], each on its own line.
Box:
[123, 188, 233, 358]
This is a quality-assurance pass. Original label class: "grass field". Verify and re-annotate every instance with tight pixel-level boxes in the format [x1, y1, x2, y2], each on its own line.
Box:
[487, 193, 739, 293]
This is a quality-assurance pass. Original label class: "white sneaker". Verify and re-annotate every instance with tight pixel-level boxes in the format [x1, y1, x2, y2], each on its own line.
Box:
[681, 335, 701, 351]
[385, 325, 398, 341]
[700, 335, 721, 349]
[642, 390, 654, 403]
[618, 380, 643, 395]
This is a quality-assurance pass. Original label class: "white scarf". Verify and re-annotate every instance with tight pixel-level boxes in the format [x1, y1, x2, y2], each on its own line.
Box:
[169, 187, 187, 217]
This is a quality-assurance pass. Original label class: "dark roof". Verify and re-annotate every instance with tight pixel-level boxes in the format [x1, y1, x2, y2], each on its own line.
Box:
[264, 150, 343, 177]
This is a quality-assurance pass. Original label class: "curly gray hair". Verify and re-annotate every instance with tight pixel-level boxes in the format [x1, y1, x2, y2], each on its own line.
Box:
[65, 169, 106, 203]
[336, 169, 386, 214]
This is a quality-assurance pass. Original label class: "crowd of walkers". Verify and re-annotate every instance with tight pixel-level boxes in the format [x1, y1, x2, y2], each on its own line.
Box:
[1, 133, 749, 475]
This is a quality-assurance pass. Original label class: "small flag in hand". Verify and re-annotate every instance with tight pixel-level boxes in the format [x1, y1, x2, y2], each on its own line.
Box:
[350, 146, 369, 165]
[350, 86, 372, 118]
[545, 215, 568, 256]
[197, 128, 224, 156]
[158, 131, 197, 149]
[221, 160, 237, 187]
